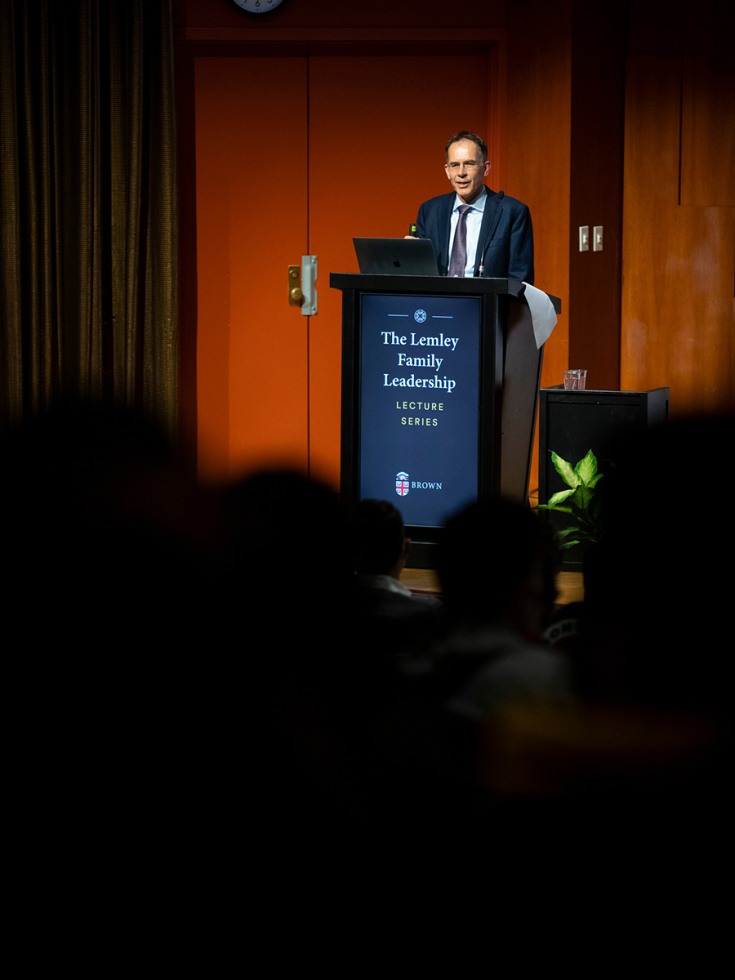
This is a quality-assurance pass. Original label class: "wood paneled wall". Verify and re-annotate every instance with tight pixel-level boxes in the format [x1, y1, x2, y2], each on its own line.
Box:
[622, 2, 735, 415]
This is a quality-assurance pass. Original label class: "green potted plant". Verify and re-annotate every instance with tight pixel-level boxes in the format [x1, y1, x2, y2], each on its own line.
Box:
[535, 449, 606, 551]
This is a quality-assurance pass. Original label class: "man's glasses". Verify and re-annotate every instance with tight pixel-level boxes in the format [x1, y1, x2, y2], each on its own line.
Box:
[446, 160, 483, 171]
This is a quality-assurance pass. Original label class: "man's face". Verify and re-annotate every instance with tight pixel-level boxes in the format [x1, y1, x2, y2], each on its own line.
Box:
[444, 139, 490, 204]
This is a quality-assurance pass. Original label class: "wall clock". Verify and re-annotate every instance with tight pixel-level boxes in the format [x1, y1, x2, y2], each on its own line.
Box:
[229, 0, 288, 14]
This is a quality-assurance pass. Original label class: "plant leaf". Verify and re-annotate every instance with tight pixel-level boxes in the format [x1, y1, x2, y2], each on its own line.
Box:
[542, 487, 577, 507]
[575, 450, 598, 486]
[572, 484, 597, 510]
[560, 537, 581, 550]
[550, 451, 580, 489]
[556, 525, 581, 540]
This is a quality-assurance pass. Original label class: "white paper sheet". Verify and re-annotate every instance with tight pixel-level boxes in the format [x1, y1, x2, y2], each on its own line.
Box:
[522, 282, 558, 349]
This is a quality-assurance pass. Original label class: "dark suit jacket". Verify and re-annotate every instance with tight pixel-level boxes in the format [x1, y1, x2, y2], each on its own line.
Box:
[416, 187, 534, 284]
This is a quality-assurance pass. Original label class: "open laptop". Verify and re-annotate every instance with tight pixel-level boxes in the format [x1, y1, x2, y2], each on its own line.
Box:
[353, 237, 439, 276]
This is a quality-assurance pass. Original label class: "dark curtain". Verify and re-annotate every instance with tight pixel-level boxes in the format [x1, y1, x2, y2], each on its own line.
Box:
[0, 0, 178, 434]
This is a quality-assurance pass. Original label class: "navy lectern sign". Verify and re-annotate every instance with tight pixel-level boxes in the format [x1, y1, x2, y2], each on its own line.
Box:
[359, 292, 481, 527]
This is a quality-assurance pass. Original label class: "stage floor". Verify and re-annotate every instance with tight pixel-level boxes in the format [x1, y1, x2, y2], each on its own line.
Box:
[403, 567, 584, 606]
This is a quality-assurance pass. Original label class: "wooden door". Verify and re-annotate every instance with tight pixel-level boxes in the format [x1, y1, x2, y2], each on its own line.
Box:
[194, 54, 310, 483]
[194, 43, 495, 486]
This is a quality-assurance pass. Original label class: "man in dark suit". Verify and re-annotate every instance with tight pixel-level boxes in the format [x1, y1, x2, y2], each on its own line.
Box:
[412, 131, 534, 284]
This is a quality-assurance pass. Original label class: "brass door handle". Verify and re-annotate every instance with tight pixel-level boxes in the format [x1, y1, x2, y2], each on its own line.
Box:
[288, 266, 303, 306]
[288, 257, 317, 314]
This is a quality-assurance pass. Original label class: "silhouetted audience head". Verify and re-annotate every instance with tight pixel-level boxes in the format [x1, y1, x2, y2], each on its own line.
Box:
[0, 395, 221, 642]
[437, 494, 560, 640]
[349, 498, 409, 577]
[220, 466, 351, 593]
[217, 467, 355, 664]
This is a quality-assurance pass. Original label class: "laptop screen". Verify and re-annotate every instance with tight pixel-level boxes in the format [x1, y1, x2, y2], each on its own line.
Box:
[353, 237, 440, 276]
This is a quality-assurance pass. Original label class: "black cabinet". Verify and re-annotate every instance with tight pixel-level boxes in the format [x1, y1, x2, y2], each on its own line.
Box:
[538, 387, 670, 570]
